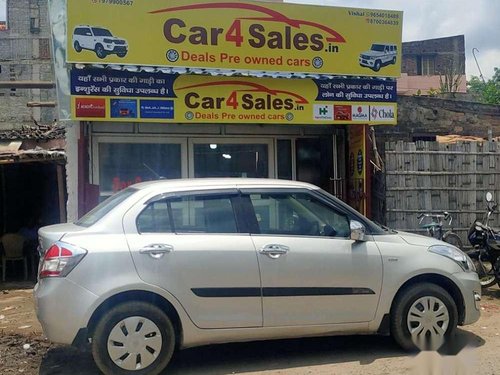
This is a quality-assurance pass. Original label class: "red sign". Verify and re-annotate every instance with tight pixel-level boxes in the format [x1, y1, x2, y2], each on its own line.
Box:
[334, 105, 352, 121]
[75, 98, 106, 118]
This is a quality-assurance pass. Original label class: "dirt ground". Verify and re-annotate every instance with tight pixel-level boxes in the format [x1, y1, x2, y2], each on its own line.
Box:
[1, 282, 500, 375]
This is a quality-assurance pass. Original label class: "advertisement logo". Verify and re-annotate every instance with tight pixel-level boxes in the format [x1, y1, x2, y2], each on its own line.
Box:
[75, 98, 106, 117]
[313, 104, 333, 120]
[370, 105, 395, 122]
[140, 100, 175, 119]
[334, 105, 352, 121]
[152, 2, 346, 56]
[177, 80, 308, 112]
[352, 105, 369, 121]
[111, 99, 137, 118]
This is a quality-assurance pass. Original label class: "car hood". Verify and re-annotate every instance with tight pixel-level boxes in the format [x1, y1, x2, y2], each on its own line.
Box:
[361, 50, 385, 57]
[397, 231, 451, 248]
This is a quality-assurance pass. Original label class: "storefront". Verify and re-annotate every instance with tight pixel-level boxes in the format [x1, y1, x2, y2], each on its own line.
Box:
[48, 0, 402, 219]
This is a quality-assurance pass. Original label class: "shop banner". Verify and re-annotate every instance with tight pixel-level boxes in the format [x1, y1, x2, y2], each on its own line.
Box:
[66, 0, 402, 77]
[348, 125, 367, 215]
[71, 68, 397, 124]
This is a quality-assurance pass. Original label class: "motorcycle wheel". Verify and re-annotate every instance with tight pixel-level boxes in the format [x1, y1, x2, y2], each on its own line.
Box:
[472, 259, 496, 289]
[442, 232, 463, 250]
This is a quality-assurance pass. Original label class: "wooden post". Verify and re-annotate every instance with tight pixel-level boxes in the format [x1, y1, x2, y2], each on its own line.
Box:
[56, 164, 67, 223]
[1, 165, 6, 233]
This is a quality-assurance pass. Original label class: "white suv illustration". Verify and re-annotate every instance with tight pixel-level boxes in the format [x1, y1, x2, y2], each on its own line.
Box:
[359, 43, 397, 72]
[73, 25, 128, 59]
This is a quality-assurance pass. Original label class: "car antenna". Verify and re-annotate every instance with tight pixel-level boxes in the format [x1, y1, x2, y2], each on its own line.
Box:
[143, 163, 165, 180]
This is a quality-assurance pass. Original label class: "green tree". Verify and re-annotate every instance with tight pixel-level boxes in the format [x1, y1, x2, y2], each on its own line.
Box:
[467, 67, 500, 104]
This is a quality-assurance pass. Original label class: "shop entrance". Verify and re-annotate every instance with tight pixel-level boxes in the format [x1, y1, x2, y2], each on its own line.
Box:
[189, 138, 274, 178]
[91, 133, 343, 205]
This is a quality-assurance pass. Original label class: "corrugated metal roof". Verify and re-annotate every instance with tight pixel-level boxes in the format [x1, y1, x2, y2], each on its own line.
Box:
[0, 123, 65, 141]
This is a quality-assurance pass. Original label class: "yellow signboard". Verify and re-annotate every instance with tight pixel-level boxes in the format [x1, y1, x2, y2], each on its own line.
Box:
[70, 68, 397, 125]
[67, 0, 403, 77]
[348, 125, 367, 215]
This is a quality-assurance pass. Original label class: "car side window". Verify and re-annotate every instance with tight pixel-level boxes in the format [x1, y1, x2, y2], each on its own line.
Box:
[136, 200, 172, 234]
[249, 192, 350, 237]
[169, 195, 238, 234]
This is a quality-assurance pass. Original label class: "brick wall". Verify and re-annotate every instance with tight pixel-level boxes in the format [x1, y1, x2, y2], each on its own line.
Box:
[375, 96, 500, 146]
[401, 35, 465, 76]
[0, 0, 56, 131]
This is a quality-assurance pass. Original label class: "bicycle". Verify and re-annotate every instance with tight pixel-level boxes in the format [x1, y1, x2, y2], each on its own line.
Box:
[417, 212, 463, 249]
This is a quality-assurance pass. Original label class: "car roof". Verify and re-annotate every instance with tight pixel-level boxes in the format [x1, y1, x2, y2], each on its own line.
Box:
[132, 178, 320, 193]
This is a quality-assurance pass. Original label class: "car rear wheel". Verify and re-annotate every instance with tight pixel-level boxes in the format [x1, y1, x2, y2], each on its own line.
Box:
[391, 283, 457, 351]
[74, 41, 82, 53]
[92, 302, 176, 375]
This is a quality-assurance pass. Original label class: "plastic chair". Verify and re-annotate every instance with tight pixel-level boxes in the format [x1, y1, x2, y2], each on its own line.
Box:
[1, 233, 27, 281]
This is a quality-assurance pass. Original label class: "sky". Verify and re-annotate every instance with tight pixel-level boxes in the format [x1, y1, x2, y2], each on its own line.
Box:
[0, 0, 497, 79]
[288, 0, 499, 80]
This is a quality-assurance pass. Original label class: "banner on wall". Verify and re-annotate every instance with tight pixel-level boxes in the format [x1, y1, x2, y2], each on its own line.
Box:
[66, 0, 402, 77]
[348, 125, 367, 215]
[70, 68, 397, 124]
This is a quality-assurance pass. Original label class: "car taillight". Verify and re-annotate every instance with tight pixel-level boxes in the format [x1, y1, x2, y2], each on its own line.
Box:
[39, 241, 87, 279]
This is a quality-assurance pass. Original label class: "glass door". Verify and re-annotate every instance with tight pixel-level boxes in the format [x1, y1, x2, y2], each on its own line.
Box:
[189, 138, 274, 178]
[92, 136, 188, 200]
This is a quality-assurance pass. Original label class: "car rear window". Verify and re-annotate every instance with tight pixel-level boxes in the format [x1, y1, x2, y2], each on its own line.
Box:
[75, 188, 137, 227]
[136, 194, 238, 234]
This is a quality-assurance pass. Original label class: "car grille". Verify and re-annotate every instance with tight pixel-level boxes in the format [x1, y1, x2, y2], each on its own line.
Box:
[361, 55, 371, 60]
[114, 40, 126, 45]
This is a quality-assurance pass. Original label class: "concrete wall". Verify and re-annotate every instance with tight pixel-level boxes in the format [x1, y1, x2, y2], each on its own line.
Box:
[397, 73, 467, 96]
[0, 0, 56, 131]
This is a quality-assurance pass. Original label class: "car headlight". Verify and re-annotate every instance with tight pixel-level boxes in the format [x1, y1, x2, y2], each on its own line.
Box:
[428, 245, 476, 272]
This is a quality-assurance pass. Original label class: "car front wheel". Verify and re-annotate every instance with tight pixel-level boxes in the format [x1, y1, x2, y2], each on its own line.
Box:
[92, 301, 176, 375]
[95, 44, 107, 59]
[390, 283, 458, 351]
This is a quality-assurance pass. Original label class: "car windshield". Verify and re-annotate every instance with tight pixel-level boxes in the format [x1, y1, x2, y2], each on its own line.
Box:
[92, 28, 113, 37]
[371, 44, 385, 52]
[75, 188, 137, 227]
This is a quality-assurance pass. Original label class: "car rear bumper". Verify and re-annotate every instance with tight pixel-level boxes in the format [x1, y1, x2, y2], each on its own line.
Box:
[34, 278, 99, 345]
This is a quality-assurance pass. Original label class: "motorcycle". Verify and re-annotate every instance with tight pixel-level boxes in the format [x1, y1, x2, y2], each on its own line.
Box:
[467, 192, 500, 289]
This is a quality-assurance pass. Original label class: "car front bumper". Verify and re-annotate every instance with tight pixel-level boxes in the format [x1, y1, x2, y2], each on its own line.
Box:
[453, 271, 481, 325]
[104, 44, 128, 53]
[359, 58, 375, 67]
[34, 278, 99, 345]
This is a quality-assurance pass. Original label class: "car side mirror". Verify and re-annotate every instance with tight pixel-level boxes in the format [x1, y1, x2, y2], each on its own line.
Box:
[486, 192, 493, 202]
[350, 220, 366, 242]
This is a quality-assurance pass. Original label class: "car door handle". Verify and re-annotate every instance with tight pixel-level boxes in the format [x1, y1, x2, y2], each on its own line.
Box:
[139, 244, 173, 259]
[260, 244, 289, 259]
